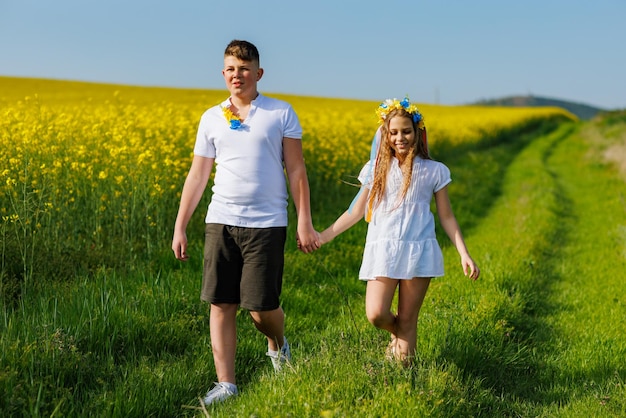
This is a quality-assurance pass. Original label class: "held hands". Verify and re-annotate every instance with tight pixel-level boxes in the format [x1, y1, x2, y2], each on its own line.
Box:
[295, 226, 321, 254]
[296, 226, 335, 253]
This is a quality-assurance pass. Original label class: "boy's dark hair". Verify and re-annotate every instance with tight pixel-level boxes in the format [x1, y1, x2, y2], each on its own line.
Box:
[224, 40, 260, 65]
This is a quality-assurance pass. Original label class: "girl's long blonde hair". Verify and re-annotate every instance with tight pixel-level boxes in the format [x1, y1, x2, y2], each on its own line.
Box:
[367, 108, 430, 219]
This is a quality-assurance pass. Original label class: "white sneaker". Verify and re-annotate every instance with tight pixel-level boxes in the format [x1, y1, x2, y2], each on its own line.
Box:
[266, 338, 292, 371]
[203, 382, 238, 405]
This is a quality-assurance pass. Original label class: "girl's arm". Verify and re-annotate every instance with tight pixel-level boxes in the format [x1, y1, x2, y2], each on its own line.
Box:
[319, 186, 369, 245]
[434, 186, 480, 280]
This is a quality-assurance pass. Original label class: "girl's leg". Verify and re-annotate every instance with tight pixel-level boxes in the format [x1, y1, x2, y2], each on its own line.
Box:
[395, 278, 431, 364]
[365, 277, 399, 334]
[210, 303, 238, 384]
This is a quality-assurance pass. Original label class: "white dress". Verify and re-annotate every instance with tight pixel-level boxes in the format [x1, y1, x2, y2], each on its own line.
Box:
[358, 157, 451, 280]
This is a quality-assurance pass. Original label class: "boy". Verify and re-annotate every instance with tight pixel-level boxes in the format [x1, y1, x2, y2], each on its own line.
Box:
[171, 39, 319, 405]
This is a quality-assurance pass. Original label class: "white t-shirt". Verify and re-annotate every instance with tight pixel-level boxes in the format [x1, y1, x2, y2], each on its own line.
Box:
[193, 94, 302, 227]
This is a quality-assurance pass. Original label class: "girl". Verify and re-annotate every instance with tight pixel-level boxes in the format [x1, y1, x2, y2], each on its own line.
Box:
[318, 97, 480, 365]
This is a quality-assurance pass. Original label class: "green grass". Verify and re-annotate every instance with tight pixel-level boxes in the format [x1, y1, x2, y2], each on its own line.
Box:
[1, 117, 625, 417]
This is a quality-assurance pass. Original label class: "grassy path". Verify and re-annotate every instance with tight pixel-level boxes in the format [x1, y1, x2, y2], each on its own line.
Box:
[433, 121, 626, 416]
[531, 124, 626, 416]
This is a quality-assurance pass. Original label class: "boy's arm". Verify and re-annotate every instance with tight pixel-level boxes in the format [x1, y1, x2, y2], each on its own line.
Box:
[172, 155, 214, 261]
[283, 137, 319, 253]
[319, 186, 368, 244]
[434, 186, 480, 280]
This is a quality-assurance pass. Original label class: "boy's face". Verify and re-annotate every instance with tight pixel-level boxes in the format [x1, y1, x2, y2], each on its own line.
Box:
[387, 116, 416, 157]
[222, 56, 263, 98]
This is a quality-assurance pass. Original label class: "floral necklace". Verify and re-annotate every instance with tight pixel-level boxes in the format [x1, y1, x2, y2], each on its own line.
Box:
[221, 105, 242, 130]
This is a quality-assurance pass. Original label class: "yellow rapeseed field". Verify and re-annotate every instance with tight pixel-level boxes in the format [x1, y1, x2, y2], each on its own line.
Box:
[0, 76, 575, 278]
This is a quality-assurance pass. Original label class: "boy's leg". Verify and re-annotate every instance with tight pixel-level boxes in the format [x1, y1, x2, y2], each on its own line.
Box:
[210, 303, 239, 384]
[249, 307, 285, 351]
[395, 278, 431, 362]
[239, 227, 287, 352]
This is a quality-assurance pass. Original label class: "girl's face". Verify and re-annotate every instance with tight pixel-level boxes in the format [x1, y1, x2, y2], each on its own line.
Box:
[387, 116, 416, 158]
[222, 56, 263, 98]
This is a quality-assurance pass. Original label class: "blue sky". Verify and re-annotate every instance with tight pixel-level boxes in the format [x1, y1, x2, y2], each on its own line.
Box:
[1, 0, 625, 109]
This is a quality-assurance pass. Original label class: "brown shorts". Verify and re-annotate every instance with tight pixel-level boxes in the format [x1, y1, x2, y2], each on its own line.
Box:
[201, 223, 286, 311]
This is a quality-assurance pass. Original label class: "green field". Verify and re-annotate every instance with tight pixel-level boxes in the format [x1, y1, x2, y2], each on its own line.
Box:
[1, 79, 625, 417]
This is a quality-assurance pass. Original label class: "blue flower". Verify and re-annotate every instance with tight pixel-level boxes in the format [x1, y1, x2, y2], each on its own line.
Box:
[413, 113, 423, 123]
[229, 119, 241, 129]
[400, 98, 410, 109]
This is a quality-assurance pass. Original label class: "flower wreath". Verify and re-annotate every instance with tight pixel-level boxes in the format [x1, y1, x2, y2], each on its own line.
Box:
[375, 97, 425, 129]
